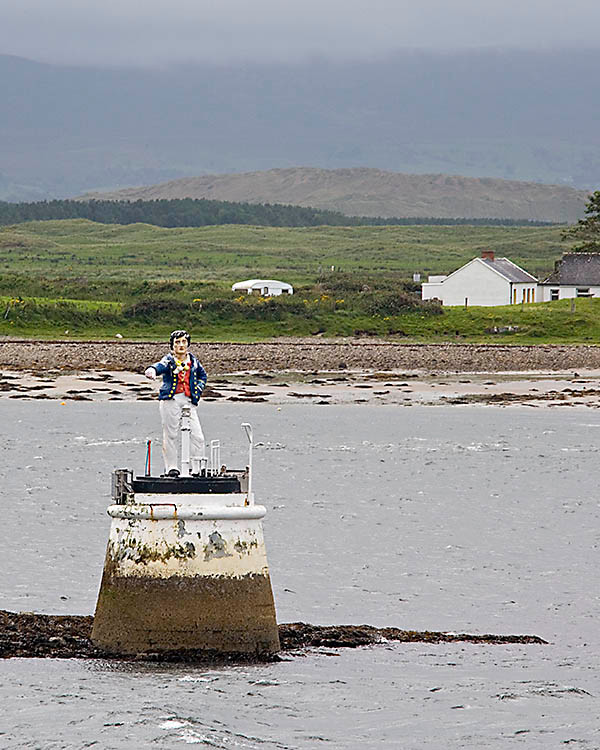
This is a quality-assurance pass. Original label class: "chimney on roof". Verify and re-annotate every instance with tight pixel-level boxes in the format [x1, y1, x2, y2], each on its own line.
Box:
[481, 250, 495, 261]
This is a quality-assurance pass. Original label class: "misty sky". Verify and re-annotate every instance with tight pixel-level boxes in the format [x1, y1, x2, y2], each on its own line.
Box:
[3, 0, 600, 67]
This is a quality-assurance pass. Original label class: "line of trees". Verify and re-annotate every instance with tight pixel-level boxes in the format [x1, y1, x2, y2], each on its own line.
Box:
[0, 198, 556, 228]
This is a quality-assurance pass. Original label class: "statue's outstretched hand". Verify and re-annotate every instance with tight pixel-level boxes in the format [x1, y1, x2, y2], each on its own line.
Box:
[144, 367, 157, 380]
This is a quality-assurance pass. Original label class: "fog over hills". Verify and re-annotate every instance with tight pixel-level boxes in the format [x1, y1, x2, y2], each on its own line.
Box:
[81, 167, 588, 222]
[1, 49, 598, 203]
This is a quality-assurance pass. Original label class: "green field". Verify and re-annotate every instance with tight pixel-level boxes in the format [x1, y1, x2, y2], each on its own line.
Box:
[0, 219, 565, 282]
[0, 218, 593, 343]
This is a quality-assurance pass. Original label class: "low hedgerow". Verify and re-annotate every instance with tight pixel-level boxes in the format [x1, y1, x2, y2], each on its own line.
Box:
[202, 294, 318, 321]
[123, 298, 190, 320]
[1, 296, 122, 326]
[361, 291, 443, 316]
[317, 271, 411, 295]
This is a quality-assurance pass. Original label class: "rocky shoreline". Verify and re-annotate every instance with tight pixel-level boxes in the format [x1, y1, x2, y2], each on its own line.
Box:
[2, 340, 600, 374]
[0, 610, 546, 662]
[5, 342, 600, 408]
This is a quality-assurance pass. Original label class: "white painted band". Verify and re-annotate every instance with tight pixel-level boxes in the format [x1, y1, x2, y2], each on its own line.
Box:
[134, 492, 250, 507]
[107, 503, 267, 521]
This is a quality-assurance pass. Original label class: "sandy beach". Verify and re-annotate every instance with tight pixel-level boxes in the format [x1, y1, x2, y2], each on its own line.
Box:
[2, 339, 600, 407]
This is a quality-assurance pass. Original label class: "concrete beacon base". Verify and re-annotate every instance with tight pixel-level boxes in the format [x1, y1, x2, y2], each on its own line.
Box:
[91, 488, 280, 657]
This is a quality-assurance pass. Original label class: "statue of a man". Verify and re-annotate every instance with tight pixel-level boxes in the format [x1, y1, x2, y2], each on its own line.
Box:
[144, 329, 208, 477]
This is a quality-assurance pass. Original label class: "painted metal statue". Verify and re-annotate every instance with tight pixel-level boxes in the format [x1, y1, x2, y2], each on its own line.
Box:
[144, 329, 208, 477]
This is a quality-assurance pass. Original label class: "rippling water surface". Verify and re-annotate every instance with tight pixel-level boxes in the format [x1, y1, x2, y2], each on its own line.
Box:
[2, 401, 600, 748]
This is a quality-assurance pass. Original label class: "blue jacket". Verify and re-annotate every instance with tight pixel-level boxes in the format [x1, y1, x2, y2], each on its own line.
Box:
[151, 353, 208, 405]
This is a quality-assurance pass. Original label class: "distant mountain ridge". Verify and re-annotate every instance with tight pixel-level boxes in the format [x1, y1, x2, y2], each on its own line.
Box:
[79, 168, 588, 222]
[2, 50, 600, 202]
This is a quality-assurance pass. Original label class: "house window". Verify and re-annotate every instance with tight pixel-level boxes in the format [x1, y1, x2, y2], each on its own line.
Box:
[576, 288, 592, 297]
[550, 289, 559, 301]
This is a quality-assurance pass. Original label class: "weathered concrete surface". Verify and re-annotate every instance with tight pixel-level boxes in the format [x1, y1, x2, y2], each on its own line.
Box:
[0, 610, 547, 662]
[91, 504, 280, 656]
[91, 572, 280, 656]
[3, 339, 600, 374]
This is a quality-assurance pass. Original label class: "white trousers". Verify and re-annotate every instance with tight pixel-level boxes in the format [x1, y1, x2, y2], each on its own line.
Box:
[159, 393, 205, 473]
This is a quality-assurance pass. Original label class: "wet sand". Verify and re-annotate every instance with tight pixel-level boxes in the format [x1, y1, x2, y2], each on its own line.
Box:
[3, 366, 600, 408]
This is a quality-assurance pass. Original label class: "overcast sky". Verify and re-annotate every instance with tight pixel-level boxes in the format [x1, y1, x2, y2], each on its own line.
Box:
[3, 0, 600, 67]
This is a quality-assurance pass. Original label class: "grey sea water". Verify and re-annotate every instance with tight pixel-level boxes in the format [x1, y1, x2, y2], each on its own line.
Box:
[1, 401, 600, 748]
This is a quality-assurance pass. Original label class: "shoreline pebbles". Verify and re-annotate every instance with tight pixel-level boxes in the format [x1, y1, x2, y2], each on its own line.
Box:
[3, 339, 600, 374]
[4, 340, 600, 408]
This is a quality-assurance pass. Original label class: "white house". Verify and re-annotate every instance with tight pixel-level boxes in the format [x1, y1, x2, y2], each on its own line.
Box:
[538, 253, 600, 301]
[421, 250, 538, 307]
[231, 279, 294, 297]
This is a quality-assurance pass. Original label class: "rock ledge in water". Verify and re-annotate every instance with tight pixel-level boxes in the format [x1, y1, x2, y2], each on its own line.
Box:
[0, 610, 547, 662]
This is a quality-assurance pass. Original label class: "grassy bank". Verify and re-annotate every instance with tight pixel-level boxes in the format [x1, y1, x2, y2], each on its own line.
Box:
[2, 294, 599, 344]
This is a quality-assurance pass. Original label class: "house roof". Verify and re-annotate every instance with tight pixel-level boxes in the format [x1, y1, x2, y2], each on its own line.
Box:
[541, 253, 600, 285]
[232, 279, 293, 290]
[480, 257, 537, 283]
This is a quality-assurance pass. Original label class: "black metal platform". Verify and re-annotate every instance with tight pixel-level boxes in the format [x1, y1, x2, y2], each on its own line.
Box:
[132, 475, 242, 494]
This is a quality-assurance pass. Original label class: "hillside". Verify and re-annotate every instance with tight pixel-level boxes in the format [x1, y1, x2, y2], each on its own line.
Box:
[2, 50, 600, 201]
[79, 168, 588, 223]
